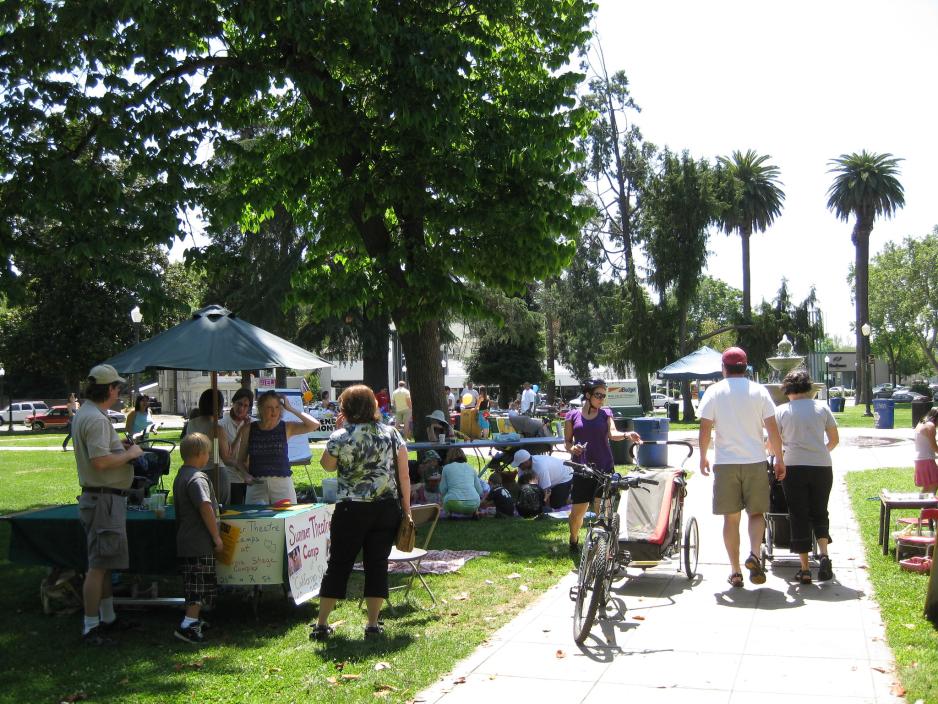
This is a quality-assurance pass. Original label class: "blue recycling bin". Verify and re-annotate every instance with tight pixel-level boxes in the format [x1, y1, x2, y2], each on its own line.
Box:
[828, 397, 845, 412]
[631, 417, 669, 466]
[872, 399, 895, 429]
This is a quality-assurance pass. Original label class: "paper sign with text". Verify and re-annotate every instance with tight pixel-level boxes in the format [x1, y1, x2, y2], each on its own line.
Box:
[284, 505, 333, 604]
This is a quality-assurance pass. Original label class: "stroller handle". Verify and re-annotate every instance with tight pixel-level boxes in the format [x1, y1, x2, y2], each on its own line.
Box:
[627, 440, 694, 466]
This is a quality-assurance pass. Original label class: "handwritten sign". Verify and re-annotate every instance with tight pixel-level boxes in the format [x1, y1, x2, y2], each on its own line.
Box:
[285, 505, 333, 604]
[216, 516, 285, 585]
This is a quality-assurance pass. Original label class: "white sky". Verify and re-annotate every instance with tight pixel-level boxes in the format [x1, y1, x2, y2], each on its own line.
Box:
[593, 0, 938, 341]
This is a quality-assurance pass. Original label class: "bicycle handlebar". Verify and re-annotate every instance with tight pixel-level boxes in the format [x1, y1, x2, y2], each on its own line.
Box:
[563, 460, 660, 488]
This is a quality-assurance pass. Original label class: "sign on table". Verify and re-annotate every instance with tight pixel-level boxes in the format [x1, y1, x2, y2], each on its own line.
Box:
[216, 514, 285, 585]
[285, 506, 333, 604]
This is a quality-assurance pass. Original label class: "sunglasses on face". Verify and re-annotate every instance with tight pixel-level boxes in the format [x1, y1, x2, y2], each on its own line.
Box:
[590, 392, 606, 399]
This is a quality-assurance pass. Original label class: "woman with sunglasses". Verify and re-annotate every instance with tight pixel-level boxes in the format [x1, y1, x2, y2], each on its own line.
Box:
[564, 379, 642, 554]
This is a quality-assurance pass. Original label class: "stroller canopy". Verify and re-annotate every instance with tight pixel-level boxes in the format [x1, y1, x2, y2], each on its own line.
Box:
[657, 346, 724, 382]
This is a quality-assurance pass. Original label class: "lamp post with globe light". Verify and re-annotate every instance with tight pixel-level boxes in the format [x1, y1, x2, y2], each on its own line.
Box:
[0, 366, 7, 430]
[130, 306, 143, 404]
[824, 355, 830, 392]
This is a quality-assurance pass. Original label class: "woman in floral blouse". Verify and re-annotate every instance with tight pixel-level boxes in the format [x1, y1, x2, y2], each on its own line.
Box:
[313, 385, 411, 641]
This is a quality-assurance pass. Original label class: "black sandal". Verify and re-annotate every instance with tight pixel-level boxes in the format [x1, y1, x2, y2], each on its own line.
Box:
[310, 624, 334, 641]
[793, 570, 812, 585]
[727, 572, 744, 588]
[364, 624, 384, 638]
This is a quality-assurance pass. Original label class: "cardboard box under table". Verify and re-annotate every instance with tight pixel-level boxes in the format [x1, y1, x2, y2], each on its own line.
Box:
[5, 503, 333, 606]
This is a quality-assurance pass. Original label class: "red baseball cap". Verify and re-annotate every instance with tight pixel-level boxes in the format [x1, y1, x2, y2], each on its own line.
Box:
[722, 347, 748, 366]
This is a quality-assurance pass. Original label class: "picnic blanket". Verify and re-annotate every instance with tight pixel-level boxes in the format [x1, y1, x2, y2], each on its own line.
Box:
[354, 550, 489, 575]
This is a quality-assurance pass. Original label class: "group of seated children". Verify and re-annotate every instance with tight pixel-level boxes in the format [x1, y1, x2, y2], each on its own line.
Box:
[407, 444, 574, 520]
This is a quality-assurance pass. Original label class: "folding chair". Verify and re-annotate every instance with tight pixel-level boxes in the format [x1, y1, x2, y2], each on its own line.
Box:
[896, 508, 938, 562]
[387, 504, 441, 609]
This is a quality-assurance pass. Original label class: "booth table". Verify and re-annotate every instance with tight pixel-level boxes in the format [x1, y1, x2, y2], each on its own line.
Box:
[4, 503, 333, 605]
[878, 491, 938, 556]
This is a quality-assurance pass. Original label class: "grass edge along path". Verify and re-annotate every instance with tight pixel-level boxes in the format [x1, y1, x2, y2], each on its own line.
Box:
[0, 448, 574, 704]
[846, 467, 938, 704]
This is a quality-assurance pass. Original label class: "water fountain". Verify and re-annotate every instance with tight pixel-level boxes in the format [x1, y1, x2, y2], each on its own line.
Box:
[764, 335, 824, 406]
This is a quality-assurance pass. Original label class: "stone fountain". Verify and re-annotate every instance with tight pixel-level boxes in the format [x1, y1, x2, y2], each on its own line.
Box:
[764, 335, 825, 406]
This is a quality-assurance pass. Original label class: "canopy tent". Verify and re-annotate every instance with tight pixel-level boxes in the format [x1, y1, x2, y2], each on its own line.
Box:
[104, 305, 331, 495]
[104, 305, 330, 374]
[657, 346, 724, 382]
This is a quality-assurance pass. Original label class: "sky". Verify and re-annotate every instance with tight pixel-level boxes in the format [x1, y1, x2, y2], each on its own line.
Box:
[592, 0, 938, 343]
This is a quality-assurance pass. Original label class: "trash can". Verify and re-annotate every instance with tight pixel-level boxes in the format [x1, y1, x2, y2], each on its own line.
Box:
[667, 401, 680, 423]
[872, 399, 895, 430]
[912, 399, 934, 428]
[612, 418, 635, 465]
[828, 397, 845, 413]
[631, 417, 669, 467]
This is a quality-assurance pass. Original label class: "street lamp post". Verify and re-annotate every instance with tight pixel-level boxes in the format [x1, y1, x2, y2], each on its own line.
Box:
[130, 306, 143, 404]
[824, 355, 830, 391]
[861, 323, 872, 417]
[0, 366, 6, 431]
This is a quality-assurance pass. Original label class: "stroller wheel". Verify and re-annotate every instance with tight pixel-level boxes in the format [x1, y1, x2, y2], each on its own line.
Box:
[682, 516, 699, 579]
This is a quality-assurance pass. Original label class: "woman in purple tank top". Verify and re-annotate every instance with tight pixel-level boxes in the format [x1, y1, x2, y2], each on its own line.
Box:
[563, 379, 642, 554]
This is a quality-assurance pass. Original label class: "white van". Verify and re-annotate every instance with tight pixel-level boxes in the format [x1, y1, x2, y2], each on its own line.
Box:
[0, 401, 50, 425]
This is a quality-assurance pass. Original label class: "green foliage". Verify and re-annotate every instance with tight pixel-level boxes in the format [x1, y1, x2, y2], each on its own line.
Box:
[603, 282, 676, 379]
[827, 151, 906, 236]
[687, 276, 743, 350]
[868, 230, 938, 376]
[740, 280, 825, 377]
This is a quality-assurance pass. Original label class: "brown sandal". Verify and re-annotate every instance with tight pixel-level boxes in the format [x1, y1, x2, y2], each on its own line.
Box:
[744, 553, 766, 585]
[727, 572, 744, 588]
[793, 569, 812, 584]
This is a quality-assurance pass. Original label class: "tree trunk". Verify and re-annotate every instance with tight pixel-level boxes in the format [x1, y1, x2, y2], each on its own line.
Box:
[678, 301, 695, 421]
[240, 371, 252, 389]
[855, 222, 872, 406]
[741, 225, 752, 321]
[636, 368, 651, 412]
[398, 320, 444, 438]
[681, 379, 695, 422]
[545, 314, 558, 404]
[275, 368, 287, 387]
[361, 311, 390, 391]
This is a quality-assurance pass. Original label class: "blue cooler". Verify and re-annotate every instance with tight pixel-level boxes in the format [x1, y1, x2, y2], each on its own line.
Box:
[872, 399, 895, 429]
[631, 417, 669, 466]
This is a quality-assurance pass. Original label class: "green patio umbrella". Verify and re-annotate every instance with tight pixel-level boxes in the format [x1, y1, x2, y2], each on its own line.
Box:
[104, 305, 331, 495]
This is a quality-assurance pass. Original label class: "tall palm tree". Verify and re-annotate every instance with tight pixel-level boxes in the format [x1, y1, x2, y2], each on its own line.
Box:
[718, 150, 785, 321]
[827, 150, 905, 408]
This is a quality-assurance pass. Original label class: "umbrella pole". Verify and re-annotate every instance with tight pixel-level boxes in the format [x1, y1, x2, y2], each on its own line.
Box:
[211, 371, 220, 493]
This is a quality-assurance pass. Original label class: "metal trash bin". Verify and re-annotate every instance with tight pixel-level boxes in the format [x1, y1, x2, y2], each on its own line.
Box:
[872, 399, 895, 430]
[667, 401, 679, 423]
[612, 418, 635, 465]
[912, 399, 934, 428]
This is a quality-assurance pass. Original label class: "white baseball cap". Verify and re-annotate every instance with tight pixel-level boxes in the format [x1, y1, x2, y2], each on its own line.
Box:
[510, 449, 532, 468]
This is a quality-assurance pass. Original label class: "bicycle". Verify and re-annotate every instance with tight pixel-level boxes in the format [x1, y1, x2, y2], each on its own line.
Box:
[567, 460, 659, 644]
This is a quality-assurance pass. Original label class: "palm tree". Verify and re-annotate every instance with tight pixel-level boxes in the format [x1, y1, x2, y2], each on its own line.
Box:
[827, 150, 905, 409]
[718, 150, 785, 321]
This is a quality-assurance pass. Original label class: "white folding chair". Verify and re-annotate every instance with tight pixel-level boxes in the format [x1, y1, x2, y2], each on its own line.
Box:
[387, 504, 441, 609]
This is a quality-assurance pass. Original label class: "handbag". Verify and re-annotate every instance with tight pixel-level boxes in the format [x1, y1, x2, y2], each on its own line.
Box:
[392, 430, 415, 552]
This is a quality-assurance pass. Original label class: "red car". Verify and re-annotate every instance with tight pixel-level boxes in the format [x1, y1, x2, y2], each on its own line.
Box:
[26, 405, 71, 430]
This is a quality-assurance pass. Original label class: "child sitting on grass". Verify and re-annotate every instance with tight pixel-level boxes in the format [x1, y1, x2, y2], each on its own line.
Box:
[172, 432, 222, 644]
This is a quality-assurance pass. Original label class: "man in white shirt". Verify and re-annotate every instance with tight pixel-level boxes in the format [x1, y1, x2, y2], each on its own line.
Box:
[445, 386, 456, 412]
[520, 382, 537, 415]
[511, 449, 573, 509]
[460, 381, 479, 409]
[698, 347, 785, 589]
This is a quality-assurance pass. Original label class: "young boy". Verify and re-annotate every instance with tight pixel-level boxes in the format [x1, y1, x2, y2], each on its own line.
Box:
[172, 432, 222, 644]
[516, 470, 546, 518]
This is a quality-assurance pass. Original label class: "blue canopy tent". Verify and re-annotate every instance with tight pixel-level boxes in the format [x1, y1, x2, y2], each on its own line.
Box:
[657, 346, 724, 382]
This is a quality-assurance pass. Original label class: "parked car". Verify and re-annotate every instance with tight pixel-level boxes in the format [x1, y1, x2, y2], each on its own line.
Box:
[872, 383, 894, 399]
[0, 401, 50, 425]
[25, 405, 71, 430]
[107, 409, 126, 424]
[890, 390, 928, 403]
[651, 393, 670, 408]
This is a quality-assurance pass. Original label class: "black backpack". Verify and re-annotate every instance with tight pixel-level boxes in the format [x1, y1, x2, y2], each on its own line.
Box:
[516, 484, 545, 518]
[489, 486, 515, 517]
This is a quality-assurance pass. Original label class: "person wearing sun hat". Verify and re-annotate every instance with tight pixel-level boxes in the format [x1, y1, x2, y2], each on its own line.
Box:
[698, 346, 786, 589]
[424, 409, 454, 443]
[73, 363, 145, 645]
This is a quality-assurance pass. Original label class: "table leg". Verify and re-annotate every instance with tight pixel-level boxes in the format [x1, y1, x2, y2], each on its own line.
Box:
[883, 507, 892, 556]
[879, 501, 885, 547]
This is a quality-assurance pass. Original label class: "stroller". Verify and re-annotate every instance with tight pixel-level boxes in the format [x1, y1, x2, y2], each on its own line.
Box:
[127, 439, 175, 506]
[760, 458, 818, 568]
[615, 441, 699, 580]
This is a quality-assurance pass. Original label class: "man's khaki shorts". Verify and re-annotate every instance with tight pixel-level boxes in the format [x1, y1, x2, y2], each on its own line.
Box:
[78, 492, 129, 570]
[712, 462, 770, 515]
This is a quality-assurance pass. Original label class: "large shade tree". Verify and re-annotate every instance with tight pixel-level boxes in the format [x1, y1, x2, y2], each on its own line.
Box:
[717, 150, 785, 321]
[1, 1, 595, 425]
[827, 150, 904, 406]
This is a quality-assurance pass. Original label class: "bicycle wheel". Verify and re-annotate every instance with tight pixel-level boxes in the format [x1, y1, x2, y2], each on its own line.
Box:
[573, 531, 609, 644]
[682, 516, 699, 579]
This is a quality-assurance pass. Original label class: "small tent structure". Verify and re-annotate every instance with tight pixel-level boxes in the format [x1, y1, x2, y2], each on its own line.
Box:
[657, 346, 724, 381]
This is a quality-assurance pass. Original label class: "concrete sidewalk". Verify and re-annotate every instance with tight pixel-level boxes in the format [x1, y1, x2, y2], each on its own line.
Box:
[416, 427, 915, 704]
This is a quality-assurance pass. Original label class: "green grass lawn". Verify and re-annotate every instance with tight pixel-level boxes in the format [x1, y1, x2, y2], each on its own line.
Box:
[0, 445, 574, 703]
[846, 468, 938, 704]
